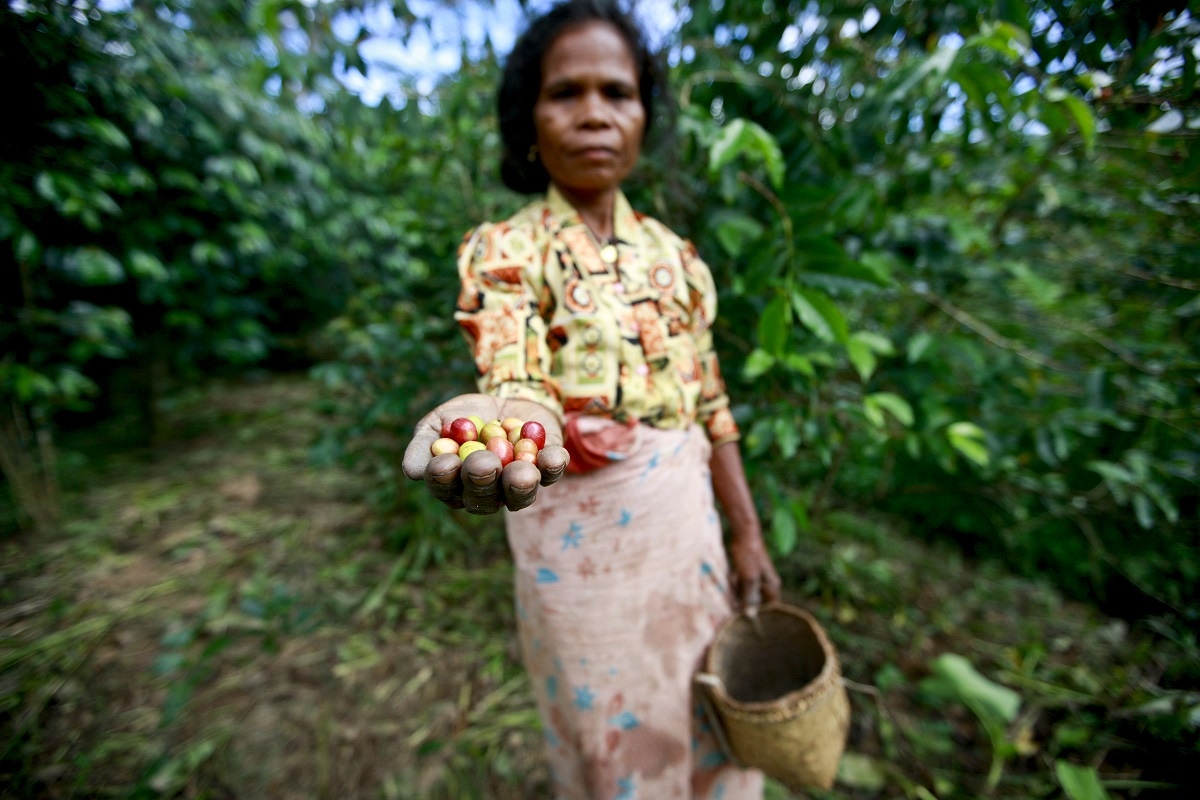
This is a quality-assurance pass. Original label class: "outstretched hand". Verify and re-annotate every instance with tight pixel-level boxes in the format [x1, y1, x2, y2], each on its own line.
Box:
[402, 394, 570, 514]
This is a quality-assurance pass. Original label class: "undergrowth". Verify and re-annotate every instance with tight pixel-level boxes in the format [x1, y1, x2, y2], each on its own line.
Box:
[1, 374, 1196, 799]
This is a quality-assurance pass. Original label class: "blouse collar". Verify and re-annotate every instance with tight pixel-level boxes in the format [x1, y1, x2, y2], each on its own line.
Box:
[546, 184, 638, 243]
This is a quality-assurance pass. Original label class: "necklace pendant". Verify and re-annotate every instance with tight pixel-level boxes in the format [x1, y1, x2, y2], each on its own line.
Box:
[599, 243, 619, 264]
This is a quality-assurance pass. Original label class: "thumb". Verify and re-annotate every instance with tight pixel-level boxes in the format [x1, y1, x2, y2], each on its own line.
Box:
[403, 409, 444, 481]
[742, 580, 763, 616]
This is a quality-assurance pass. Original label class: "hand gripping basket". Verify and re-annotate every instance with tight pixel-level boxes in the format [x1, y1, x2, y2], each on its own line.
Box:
[695, 603, 851, 792]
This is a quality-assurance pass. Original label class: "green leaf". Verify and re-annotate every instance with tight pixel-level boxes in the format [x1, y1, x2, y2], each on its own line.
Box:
[128, 249, 169, 281]
[836, 752, 887, 790]
[907, 332, 934, 364]
[782, 353, 815, 377]
[928, 653, 1021, 726]
[713, 212, 765, 258]
[56, 368, 97, 402]
[853, 331, 896, 356]
[858, 251, 897, 285]
[864, 392, 914, 428]
[947, 422, 990, 468]
[757, 292, 791, 357]
[1132, 494, 1154, 529]
[743, 349, 775, 380]
[1086, 460, 1135, 486]
[791, 288, 848, 344]
[772, 416, 801, 459]
[708, 118, 785, 190]
[847, 330, 892, 380]
[770, 506, 798, 555]
[85, 118, 131, 150]
[965, 21, 1031, 61]
[1055, 761, 1112, 800]
[66, 247, 125, 285]
[1059, 94, 1097, 153]
[34, 172, 58, 203]
[15, 231, 41, 264]
[846, 337, 877, 381]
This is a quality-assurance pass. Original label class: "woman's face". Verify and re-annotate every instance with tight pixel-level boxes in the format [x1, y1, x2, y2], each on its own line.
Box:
[533, 20, 645, 199]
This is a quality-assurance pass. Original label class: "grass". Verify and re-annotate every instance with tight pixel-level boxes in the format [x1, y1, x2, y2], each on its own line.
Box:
[2, 373, 1196, 799]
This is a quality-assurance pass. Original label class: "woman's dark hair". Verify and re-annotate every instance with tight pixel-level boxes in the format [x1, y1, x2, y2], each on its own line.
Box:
[498, 0, 661, 194]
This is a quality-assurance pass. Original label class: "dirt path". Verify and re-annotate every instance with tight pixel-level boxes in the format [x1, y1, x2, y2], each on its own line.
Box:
[2, 375, 546, 799]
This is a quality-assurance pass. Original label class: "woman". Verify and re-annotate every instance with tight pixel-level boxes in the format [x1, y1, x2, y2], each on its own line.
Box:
[402, 2, 781, 796]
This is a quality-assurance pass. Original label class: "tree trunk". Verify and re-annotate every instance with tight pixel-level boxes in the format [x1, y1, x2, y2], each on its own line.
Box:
[0, 401, 61, 534]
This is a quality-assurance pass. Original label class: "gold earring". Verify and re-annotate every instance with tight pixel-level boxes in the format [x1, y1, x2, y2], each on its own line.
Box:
[527, 144, 539, 162]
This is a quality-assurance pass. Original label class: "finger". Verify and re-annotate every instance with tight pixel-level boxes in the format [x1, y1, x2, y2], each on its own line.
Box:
[501, 459, 542, 511]
[762, 570, 783, 604]
[424, 452, 465, 509]
[742, 580, 763, 615]
[461, 449, 504, 515]
[536, 445, 570, 487]
[403, 409, 445, 481]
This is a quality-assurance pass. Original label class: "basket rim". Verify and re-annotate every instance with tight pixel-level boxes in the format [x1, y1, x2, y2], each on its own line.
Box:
[701, 602, 841, 714]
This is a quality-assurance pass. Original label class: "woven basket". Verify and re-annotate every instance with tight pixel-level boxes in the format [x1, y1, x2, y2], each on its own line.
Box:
[696, 603, 851, 792]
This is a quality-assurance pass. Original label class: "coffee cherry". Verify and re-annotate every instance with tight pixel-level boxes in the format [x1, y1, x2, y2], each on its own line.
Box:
[457, 440, 486, 460]
[486, 436, 515, 467]
[448, 418, 479, 445]
[431, 437, 459, 456]
[520, 420, 547, 450]
[479, 421, 507, 445]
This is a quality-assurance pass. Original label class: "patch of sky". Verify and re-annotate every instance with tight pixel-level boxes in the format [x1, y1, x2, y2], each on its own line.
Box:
[939, 96, 964, 133]
[1047, 51, 1078, 74]
[1100, 43, 1126, 63]
[778, 8, 822, 55]
[339, 0, 678, 107]
[1023, 119, 1050, 137]
[1165, 9, 1194, 32]
[257, 35, 280, 68]
[861, 5, 880, 33]
[939, 32, 965, 51]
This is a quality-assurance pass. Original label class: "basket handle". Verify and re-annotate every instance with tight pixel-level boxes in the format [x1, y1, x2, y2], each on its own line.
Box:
[693, 673, 746, 769]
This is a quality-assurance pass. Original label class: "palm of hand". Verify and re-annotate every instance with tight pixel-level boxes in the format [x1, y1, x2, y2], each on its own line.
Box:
[402, 393, 569, 514]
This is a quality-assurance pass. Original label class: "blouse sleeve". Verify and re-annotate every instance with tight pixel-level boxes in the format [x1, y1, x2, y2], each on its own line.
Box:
[454, 222, 563, 421]
[681, 240, 740, 447]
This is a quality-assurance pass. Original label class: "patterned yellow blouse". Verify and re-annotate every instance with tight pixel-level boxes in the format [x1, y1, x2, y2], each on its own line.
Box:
[454, 186, 740, 446]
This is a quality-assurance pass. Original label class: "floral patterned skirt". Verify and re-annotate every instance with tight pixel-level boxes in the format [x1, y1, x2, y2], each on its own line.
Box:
[505, 424, 763, 800]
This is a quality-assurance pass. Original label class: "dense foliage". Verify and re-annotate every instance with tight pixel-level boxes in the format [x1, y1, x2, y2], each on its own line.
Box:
[665, 0, 1200, 621]
[4, 0, 1197, 617]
